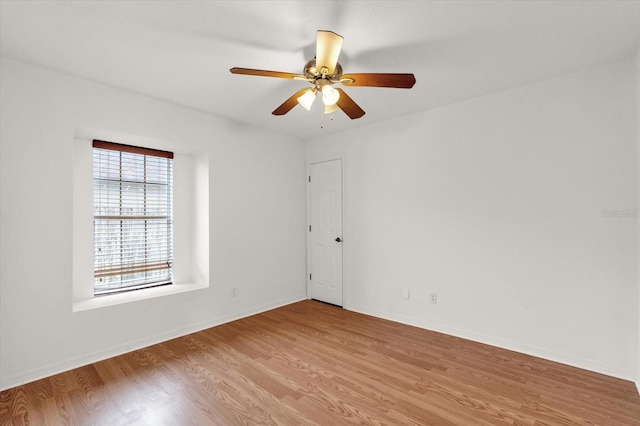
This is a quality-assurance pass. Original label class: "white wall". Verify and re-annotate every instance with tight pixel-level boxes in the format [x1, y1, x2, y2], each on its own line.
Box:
[308, 59, 638, 380]
[0, 57, 307, 390]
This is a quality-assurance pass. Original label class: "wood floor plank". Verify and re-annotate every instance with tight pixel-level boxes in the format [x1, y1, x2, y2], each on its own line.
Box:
[2, 300, 639, 425]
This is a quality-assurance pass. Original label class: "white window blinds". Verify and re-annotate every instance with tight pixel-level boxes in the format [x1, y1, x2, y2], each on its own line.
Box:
[93, 140, 174, 295]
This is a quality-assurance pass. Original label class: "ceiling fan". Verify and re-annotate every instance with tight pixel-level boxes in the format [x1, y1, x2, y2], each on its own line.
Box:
[230, 30, 416, 120]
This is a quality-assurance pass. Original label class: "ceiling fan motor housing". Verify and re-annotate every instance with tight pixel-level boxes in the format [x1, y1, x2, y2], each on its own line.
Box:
[304, 59, 343, 82]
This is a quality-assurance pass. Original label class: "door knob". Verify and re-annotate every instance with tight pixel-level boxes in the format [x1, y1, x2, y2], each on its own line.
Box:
[335, 237, 342, 243]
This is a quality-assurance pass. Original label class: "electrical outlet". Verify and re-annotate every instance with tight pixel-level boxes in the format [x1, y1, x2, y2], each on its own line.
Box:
[402, 288, 410, 299]
[232, 287, 238, 297]
[430, 293, 438, 304]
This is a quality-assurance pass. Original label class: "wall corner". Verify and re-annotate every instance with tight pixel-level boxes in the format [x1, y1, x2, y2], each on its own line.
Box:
[636, 47, 640, 393]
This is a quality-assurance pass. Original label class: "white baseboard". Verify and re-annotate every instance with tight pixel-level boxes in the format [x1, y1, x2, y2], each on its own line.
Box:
[346, 303, 635, 382]
[0, 295, 305, 391]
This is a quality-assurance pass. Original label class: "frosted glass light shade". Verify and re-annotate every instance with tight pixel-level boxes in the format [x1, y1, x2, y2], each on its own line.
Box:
[324, 103, 338, 114]
[297, 89, 316, 111]
[321, 85, 340, 106]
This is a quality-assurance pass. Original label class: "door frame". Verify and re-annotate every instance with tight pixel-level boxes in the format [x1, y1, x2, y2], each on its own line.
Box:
[306, 155, 346, 307]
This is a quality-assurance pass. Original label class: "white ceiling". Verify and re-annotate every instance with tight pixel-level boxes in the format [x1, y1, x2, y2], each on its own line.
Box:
[2, 1, 640, 140]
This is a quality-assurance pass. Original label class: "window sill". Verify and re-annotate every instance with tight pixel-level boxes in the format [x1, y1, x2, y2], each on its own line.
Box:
[72, 282, 208, 312]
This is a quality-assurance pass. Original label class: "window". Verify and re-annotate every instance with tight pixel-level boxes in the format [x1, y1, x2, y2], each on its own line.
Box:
[92, 140, 173, 295]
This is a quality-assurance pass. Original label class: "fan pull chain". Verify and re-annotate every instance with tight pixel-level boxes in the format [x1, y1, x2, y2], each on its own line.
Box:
[319, 105, 335, 128]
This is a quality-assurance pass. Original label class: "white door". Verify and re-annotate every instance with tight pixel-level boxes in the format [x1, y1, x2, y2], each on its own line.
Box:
[309, 159, 343, 306]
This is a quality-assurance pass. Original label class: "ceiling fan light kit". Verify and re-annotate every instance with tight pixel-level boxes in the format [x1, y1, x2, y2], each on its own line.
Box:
[323, 103, 339, 115]
[230, 30, 416, 124]
[297, 88, 317, 111]
[321, 81, 340, 106]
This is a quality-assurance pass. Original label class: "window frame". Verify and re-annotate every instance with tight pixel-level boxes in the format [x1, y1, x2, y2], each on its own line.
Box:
[92, 139, 174, 295]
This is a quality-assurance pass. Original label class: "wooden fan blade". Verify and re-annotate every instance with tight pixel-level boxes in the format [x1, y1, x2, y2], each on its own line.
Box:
[316, 30, 343, 76]
[341, 73, 416, 88]
[230, 67, 306, 80]
[272, 88, 312, 116]
[335, 88, 365, 119]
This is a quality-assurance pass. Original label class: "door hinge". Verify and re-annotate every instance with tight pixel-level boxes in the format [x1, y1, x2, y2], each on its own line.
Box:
[309, 225, 311, 232]
[308, 176, 311, 182]
[309, 273, 312, 280]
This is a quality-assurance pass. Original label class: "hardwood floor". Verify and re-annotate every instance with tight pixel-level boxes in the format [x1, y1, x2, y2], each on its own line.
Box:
[2, 300, 639, 425]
